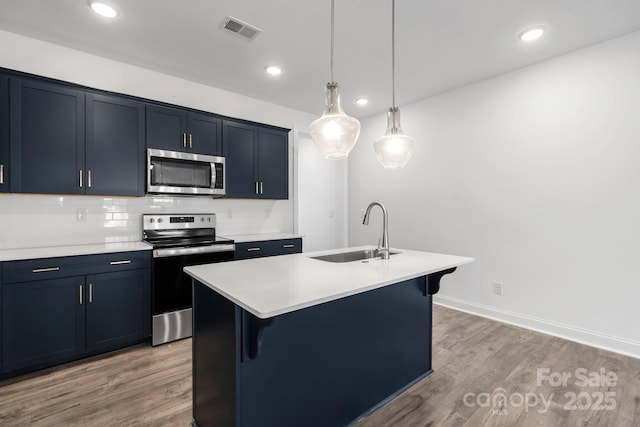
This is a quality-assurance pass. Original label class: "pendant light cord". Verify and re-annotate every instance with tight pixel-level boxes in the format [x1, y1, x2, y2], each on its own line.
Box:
[391, 0, 396, 109]
[330, 0, 335, 82]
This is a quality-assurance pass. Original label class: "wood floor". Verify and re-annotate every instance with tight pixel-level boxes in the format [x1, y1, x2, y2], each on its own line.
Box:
[1, 305, 639, 426]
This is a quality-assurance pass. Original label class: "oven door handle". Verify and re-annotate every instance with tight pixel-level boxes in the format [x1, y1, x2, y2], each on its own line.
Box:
[153, 244, 235, 258]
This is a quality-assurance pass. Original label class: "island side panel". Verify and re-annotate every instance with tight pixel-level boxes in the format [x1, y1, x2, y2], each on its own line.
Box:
[238, 276, 432, 427]
[193, 280, 240, 427]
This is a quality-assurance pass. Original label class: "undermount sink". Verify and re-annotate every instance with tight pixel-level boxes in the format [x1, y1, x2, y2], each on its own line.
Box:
[311, 249, 398, 263]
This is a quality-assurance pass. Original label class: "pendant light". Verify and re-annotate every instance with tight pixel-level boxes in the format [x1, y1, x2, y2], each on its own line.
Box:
[309, 0, 361, 159]
[374, 0, 416, 168]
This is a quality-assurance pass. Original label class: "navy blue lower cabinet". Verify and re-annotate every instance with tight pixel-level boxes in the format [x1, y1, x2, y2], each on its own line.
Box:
[192, 275, 432, 427]
[2, 276, 86, 373]
[0, 251, 151, 378]
[234, 238, 302, 260]
[86, 269, 151, 352]
[0, 75, 9, 193]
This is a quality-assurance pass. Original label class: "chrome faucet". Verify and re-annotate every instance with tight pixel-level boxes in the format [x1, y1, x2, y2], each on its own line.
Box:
[362, 202, 390, 260]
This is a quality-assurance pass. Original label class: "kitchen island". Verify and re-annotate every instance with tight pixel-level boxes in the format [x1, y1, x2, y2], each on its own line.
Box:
[184, 246, 473, 427]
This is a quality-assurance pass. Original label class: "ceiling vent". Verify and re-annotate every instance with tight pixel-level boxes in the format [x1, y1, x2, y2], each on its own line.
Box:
[221, 16, 262, 41]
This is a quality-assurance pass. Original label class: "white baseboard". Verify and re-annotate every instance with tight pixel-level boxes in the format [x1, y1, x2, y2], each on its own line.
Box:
[434, 295, 640, 360]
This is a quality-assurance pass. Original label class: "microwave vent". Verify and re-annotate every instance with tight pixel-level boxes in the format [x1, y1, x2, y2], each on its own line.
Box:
[221, 16, 262, 41]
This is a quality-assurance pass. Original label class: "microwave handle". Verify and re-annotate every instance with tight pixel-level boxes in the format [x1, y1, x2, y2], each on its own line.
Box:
[211, 163, 216, 189]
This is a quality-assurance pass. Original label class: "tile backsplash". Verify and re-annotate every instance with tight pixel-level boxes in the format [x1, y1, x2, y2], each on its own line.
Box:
[0, 194, 293, 249]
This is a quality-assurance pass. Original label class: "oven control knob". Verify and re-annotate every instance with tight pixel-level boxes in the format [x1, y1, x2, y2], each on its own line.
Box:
[208, 217, 211, 222]
[149, 218, 154, 223]
[158, 218, 163, 223]
[201, 217, 204, 222]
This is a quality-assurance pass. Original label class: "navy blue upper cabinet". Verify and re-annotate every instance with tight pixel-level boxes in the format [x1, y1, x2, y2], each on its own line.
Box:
[224, 120, 259, 198]
[86, 93, 145, 196]
[0, 75, 8, 192]
[146, 105, 222, 156]
[187, 112, 222, 156]
[223, 119, 289, 199]
[10, 78, 85, 194]
[258, 127, 289, 199]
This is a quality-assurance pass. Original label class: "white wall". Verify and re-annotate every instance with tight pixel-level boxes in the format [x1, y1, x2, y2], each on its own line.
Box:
[0, 30, 318, 249]
[349, 31, 640, 358]
[294, 132, 348, 252]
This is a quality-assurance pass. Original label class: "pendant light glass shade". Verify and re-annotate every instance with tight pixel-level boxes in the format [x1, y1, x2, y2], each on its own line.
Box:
[374, 0, 415, 168]
[309, 0, 360, 159]
[309, 82, 361, 159]
[374, 107, 416, 168]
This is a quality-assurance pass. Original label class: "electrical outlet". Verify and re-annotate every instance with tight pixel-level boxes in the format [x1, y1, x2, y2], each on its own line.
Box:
[76, 208, 88, 222]
[493, 281, 503, 296]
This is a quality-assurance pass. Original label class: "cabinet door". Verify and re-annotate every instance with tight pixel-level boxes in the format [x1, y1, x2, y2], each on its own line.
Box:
[258, 128, 289, 199]
[1, 277, 85, 373]
[10, 78, 85, 194]
[223, 120, 259, 198]
[146, 104, 187, 152]
[187, 112, 222, 156]
[0, 75, 8, 192]
[86, 269, 150, 352]
[86, 93, 145, 196]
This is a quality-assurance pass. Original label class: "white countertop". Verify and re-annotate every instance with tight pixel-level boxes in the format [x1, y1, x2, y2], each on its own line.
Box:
[0, 241, 152, 262]
[222, 233, 304, 243]
[185, 246, 473, 319]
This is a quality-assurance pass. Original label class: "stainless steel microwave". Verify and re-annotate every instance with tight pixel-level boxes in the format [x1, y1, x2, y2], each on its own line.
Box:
[147, 149, 225, 197]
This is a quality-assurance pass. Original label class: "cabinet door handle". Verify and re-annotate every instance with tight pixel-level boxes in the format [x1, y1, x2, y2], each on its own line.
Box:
[79, 285, 83, 305]
[189, 133, 193, 149]
[79, 169, 83, 188]
[255, 181, 259, 194]
[283, 244, 295, 248]
[88, 170, 92, 188]
[247, 247, 261, 252]
[0, 164, 4, 184]
[260, 181, 263, 194]
[89, 283, 93, 303]
[110, 260, 131, 265]
[183, 133, 187, 148]
[32, 267, 60, 273]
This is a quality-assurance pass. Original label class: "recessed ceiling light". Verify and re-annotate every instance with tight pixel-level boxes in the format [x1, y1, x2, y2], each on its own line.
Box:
[90, 2, 118, 18]
[520, 27, 545, 42]
[265, 66, 282, 76]
[355, 98, 369, 106]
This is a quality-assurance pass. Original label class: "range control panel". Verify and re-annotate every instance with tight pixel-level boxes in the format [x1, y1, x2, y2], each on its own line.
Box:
[142, 214, 216, 230]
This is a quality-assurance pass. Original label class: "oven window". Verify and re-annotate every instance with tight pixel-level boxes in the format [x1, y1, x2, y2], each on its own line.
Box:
[150, 157, 212, 188]
[152, 251, 234, 315]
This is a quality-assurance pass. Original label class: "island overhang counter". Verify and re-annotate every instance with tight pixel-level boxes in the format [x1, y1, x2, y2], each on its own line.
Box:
[185, 246, 473, 427]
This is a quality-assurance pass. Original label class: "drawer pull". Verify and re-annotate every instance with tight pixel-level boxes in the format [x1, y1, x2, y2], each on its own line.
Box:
[79, 285, 83, 305]
[32, 267, 60, 273]
[110, 260, 131, 265]
[247, 248, 261, 252]
[89, 283, 93, 303]
[283, 244, 295, 248]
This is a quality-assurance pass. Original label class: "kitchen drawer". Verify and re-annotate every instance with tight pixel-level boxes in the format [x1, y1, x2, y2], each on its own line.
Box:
[234, 238, 302, 260]
[2, 251, 151, 284]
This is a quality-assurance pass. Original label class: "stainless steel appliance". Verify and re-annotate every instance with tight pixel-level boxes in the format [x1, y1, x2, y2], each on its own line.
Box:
[142, 213, 234, 345]
[147, 148, 225, 197]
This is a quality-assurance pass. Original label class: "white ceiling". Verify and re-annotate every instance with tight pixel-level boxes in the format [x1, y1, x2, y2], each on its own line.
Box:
[1, 0, 640, 118]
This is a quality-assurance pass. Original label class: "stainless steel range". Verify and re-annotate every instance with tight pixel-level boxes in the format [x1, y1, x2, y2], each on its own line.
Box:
[142, 213, 234, 346]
